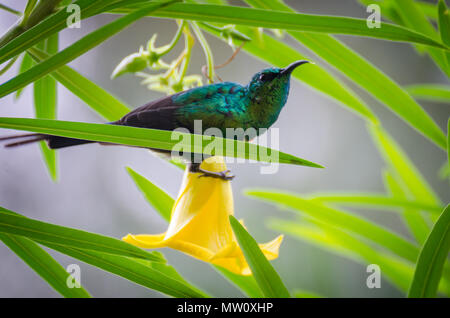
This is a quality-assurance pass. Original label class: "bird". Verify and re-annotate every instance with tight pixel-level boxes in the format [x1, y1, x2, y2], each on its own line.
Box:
[1, 60, 310, 180]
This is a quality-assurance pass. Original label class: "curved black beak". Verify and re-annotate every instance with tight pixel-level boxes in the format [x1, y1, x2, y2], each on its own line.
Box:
[281, 60, 310, 75]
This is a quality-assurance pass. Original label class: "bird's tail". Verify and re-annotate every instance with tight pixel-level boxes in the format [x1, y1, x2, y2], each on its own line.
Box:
[0, 133, 94, 149]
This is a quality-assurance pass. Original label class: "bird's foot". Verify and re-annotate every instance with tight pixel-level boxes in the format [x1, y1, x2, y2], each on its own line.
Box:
[197, 168, 235, 181]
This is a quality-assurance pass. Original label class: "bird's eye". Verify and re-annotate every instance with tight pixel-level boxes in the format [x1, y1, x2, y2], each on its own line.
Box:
[259, 73, 275, 82]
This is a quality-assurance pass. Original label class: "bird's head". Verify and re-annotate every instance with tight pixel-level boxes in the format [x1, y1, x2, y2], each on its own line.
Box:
[247, 60, 310, 105]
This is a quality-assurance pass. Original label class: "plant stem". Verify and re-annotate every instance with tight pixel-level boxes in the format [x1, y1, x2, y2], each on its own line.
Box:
[0, 0, 62, 49]
[0, 54, 19, 76]
[0, 3, 21, 16]
[190, 21, 214, 83]
[159, 20, 187, 58]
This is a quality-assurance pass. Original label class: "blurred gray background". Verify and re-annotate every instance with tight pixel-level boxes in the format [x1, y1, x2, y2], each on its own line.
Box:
[0, 0, 449, 297]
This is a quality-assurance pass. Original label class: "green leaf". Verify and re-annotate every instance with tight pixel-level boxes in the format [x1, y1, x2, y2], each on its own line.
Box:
[308, 193, 442, 214]
[0, 3, 21, 15]
[15, 53, 34, 99]
[201, 23, 376, 122]
[0, 1, 178, 98]
[213, 265, 264, 298]
[40, 242, 208, 298]
[229, 215, 290, 298]
[0, 207, 164, 262]
[269, 218, 414, 293]
[0, 233, 91, 298]
[358, 0, 438, 23]
[112, 3, 449, 49]
[22, 0, 38, 22]
[408, 205, 450, 297]
[27, 47, 131, 121]
[0, 0, 117, 64]
[246, 190, 420, 262]
[391, 0, 450, 77]
[438, 0, 450, 68]
[33, 34, 58, 181]
[405, 84, 450, 103]
[0, 117, 323, 168]
[245, 0, 446, 150]
[0, 54, 19, 76]
[383, 171, 430, 245]
[369, 124, 442, 206]
[126, 167, 174, 222]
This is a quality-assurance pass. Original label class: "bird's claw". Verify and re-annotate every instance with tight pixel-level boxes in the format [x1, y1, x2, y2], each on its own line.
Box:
[198, 169, 235, 181]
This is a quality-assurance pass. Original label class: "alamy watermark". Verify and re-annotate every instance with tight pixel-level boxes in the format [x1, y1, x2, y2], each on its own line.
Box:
[366, 4, 381, 29]
[366, 264, 381, 289]
[66, 4, 81, 29]
[171, 120, 281, 174]
[66, 264, 81, 288]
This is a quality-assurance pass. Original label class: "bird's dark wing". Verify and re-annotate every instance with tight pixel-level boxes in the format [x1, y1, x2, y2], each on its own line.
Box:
[113, 82, 246, 131]
[114, 94, 183, 131]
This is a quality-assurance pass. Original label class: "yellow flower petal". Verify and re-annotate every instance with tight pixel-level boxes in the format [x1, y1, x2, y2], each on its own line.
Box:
[123, 156, 283, 275]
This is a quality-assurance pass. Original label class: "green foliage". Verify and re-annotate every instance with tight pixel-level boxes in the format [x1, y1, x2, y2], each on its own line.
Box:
[229, 215, 290, 298]
[0, 117, 322, 168]
[0, 0, 448, 298]
[126, 167, 174, 222]
[27, 47, 131, 121]
[405, 84, 450, 103]
[408, 205, 450, 297]
[0, 207, 164, 262]
[33, 34, 59, 181]
[0, 233, 91, 298]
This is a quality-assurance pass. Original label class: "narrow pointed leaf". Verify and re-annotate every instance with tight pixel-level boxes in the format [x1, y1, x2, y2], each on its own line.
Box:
[33, 34, 58, 181]
[383, 172, 430, 245]
[308, 193, 442, 214]
[269, 219, 414, 292]
[0, 207, 164, 262]
[405, 84, 450, 103]
[27, 47, 131, 121]
[112, 3, 449, 49]
[438, 0, 450, 68]
[246, 190, 419, 262]
[0, 117, 323, 168]
[126, 167, 174, 222]
[0, 233, 91, 298]
[369, 124, 441, 206]
[40, 242, 208, 298]
[229, 215, 290, 298]
[408, 205, 450, 297]
[15, 53, 34, 99]
[392, 0, 450, 77]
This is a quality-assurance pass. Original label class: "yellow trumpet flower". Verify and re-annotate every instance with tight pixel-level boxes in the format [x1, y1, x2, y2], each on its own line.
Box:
[123, 156, 283, 275]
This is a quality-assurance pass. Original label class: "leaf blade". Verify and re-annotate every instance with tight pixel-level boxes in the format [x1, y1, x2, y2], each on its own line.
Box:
[27, 46, 131, 121]
[33, 34, 59, 181]
[0, 207, 164, 263]
[126, 167, 174, 222]
[246, 189, 420, 262]
[0, 117, 323, 168]
[408, 205, 450, 297]
[0, 233, 91, 298]
[229, 215, 290, 298]
[40, 242, 208, 298]
[112, 3, 449, 49]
